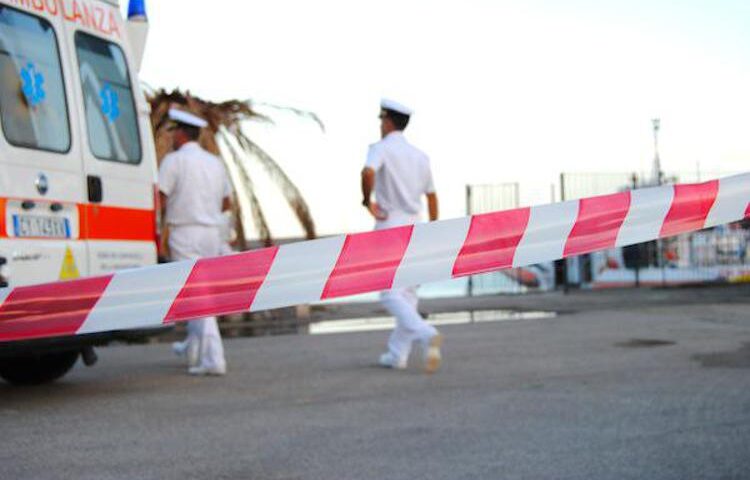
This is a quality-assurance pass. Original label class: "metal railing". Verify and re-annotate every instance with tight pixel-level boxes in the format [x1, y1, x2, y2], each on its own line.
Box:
[465, 170, 749, 294]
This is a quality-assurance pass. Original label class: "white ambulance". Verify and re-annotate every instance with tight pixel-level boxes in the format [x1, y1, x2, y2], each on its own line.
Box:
[0, 0, 159, 384]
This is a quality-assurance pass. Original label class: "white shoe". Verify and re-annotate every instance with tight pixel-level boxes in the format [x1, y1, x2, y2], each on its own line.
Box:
[188, 365, 227, 376]
[173, 341, 200, 367]
[378, 352, 407, 370]
[172, 341, 187, 356]
[423, 333, 443, 374]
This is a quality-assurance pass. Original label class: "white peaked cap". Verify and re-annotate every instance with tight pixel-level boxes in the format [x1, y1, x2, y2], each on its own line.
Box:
[380, 98, 413, 116]
[168, 108, 208, 128]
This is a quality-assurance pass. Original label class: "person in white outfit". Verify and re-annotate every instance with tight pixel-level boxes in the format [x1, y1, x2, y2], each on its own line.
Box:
[159, 108, 231, 376]
[361, 98, 442, 373]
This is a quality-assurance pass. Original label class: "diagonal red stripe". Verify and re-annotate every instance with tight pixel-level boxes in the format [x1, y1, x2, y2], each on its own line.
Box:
[564, 191, 631, 257]
[452, 208, 531, 277]
[164, 247, 279, 322]
[745, 202, 750, 218]
[0, 276, 113, 341]
[321, 226, 413, 299]
[660, 180, 719, 238]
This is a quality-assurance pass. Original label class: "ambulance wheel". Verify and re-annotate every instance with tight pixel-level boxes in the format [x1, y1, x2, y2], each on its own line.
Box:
[0, 350, 79, 386]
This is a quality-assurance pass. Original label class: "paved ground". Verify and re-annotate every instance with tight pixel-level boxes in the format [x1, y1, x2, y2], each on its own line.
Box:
[1, 286, 750, 479]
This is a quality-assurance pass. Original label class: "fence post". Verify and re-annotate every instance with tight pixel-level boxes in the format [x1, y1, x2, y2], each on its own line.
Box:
[655, 175, 666, 287]
[631, 173, 641, 288]
[559, 173, 569, 294]
[466, 184, 474, 297]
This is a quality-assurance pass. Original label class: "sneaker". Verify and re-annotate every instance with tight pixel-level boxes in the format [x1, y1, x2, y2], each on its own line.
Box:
[173, 341, 200, 367]
[188, 365, 227, 376]
[378, 352, 407, 370]
[423, 333, 443, 374]
[172, 341, 187, 356]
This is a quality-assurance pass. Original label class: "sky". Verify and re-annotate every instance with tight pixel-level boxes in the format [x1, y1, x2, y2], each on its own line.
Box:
[127, 0, 750, 238]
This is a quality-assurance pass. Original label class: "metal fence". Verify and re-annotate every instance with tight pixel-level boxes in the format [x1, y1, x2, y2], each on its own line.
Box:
[465, 182, 556, 296]
[466, 170, 750, 294]
[559, 170, 750, 289]
[466, 182, 519, 215]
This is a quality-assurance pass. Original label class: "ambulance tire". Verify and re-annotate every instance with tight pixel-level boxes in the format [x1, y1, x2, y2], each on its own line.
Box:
[0, 350, 79, 386]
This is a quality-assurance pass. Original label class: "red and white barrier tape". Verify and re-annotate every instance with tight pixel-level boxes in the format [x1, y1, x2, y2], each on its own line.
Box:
[1, 174, 749, 343]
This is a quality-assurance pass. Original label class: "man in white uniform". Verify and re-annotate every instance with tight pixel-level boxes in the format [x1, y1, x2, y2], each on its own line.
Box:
[361, 99, 442, 373]
[159, 109, 231, 376]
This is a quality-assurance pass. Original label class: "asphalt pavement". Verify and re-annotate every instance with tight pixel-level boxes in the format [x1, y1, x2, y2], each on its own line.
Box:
[1, 286, 750, 480]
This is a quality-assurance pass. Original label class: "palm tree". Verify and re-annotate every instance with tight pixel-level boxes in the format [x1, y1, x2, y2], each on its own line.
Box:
[146, 88, 320, 248]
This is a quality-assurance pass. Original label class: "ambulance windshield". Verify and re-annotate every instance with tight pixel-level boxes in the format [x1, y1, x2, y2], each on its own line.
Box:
[0, 6, 71, 153]
[75, 31, 141, 164]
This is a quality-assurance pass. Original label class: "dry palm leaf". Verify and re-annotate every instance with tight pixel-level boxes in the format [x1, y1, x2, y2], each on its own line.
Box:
[147, 88, 319, 247]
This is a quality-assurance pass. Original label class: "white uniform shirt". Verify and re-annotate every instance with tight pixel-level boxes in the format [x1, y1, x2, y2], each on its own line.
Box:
[158, 142, 232, 227]
[365, 131, 435, 218]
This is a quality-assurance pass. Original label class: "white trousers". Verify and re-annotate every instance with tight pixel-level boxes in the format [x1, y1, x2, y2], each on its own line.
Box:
[381, 287, 437, 361]
[376, 213, 437, 361]
[169, 224, 227, 371]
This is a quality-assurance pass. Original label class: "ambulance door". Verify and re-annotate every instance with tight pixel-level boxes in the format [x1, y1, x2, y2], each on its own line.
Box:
[0, 3, 88, 287]
[64, 12, 157, 276]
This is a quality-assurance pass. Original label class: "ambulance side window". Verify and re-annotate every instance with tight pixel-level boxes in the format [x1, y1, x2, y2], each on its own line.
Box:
[74, 32, 141, 164]
[0, 6, 71, 153]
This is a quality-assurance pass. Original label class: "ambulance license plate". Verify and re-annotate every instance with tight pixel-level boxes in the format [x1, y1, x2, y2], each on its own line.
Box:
[12, 215, 71, 238]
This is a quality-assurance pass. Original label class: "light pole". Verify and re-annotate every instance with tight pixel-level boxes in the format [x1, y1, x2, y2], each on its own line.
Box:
[652, 118, 662, 186]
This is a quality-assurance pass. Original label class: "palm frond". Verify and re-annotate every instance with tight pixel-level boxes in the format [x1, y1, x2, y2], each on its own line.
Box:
[251, 101, 325, 132]
[146, 88, 320, 246]
[218, 130, 273, 247]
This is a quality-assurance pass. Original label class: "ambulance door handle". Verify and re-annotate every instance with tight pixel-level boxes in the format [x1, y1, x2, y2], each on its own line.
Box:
[87, 175, 103, 203]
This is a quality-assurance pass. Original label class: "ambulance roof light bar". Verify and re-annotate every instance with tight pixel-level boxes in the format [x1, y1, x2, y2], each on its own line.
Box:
[126, 0, 148, 72]
[128, 0, 146, 20]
